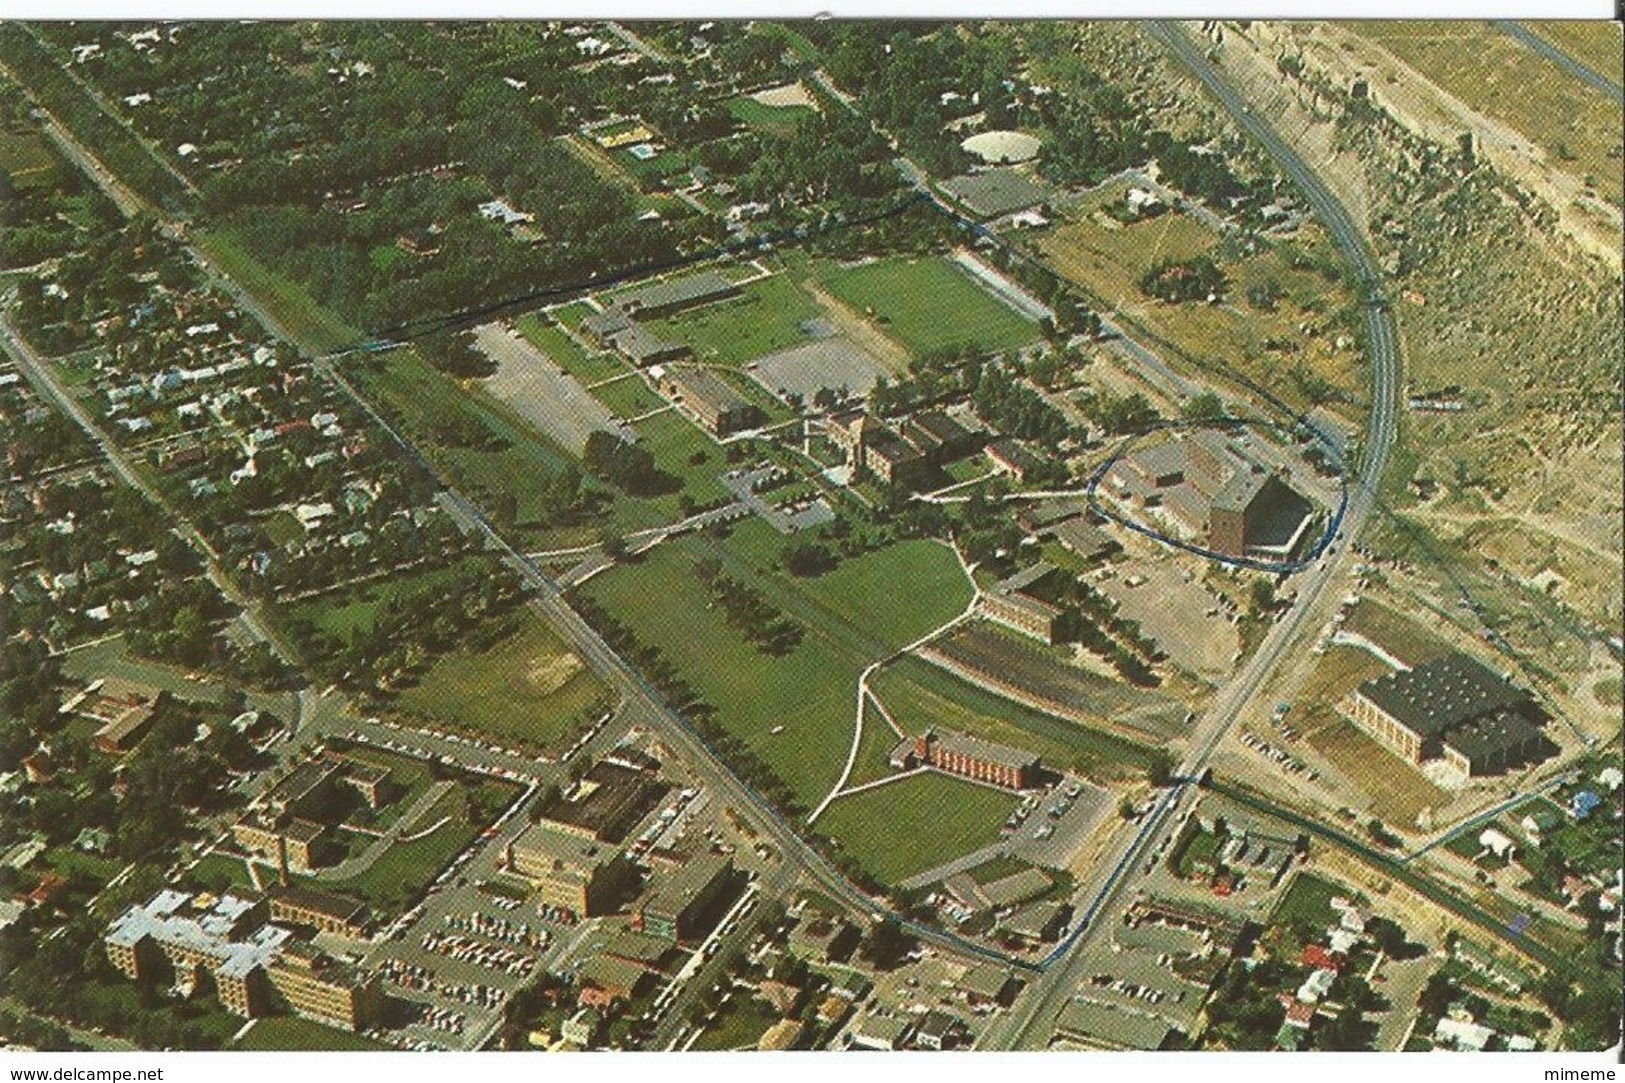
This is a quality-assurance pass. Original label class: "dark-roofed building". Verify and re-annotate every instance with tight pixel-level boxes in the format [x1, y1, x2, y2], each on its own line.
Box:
[613, 270, 740, 318]
[1000, 899, 1069, 944]
[79, 677, 165, 754]
[828, 409, 977, 489]
[1343, 653, 1549, 776]
[1110, 431, 1313, 560]
[607, 324, 689, 366]
[539, 760, 669, 845]
[940, 169, 1048, 221]
[582, 307, 635, 343]
[267, 886, 368, 939]
[894, 728, 1040, 791]
[659, 367, 762, 436]
[635, 853, 735, 942]
[901, 411, 980, 462]
[981, 562, 1063, 644]
[506, 823, 635, 918]
[957, 963, 1021, 1008]
[984, 436, 1046, 482]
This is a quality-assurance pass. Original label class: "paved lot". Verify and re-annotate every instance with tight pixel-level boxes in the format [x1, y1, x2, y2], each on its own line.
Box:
[723, 463, 836, 534]
[1098, 560, 1239, 678]
[748, 338, 888, 404]
[475, 321, 634, 453]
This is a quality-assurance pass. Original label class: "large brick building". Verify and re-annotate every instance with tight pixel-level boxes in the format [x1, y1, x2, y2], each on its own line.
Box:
[1341, 653, 1549, 777]
[506, 822, 635, 918]
[635, 853, 736, 942]
[891, 728, 1041, 791]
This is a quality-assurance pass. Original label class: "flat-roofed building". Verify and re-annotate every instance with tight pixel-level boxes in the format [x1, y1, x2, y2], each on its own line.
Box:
[266, 940, 382, 1032]
[981, 562, 1063, 644]
[608, 325, 689, 366]
[1053, 999, 1173, 1051]
[506, 823, 633, 918]
[1342, 653, 1548, 776]
[659, 367, 762, 436]
[613, 270, 739, 318]
[939, 169, 1048, 221]
[636, 853, 735, 942]
[268, 886, 368, 939]
[894, 728, 1040, 791]
[984, 436, 1046, 482]
[103, 889, 286, 1019]
[76, 677, 164, 754]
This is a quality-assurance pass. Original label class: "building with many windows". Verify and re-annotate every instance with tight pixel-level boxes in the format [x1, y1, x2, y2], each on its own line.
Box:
[635, 854, 736, 942]
[891, 728, 1040, 791]
[505, 822, 635, 918]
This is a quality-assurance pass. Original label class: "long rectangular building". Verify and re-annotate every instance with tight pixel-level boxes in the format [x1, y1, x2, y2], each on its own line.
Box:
[892, 728, 1041, 791]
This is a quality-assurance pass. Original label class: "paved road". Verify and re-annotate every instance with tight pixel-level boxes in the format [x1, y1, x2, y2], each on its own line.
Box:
[979, 20, 1405, 1049]
[1494, 21, 1625, 106]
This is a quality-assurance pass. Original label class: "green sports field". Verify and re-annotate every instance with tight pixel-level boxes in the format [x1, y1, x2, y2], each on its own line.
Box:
[235, 1016, 392, 1051]
[817, 772, 1019, 884]
[644, 273, 824, 365]
[818, 256, 1040, 357]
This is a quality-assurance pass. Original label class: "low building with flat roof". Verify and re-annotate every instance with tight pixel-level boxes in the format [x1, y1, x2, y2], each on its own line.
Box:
[613, 270, 739, 318]
[659, 367, 762, 436]
[1053, 999, 1173, 1050]
[1342, 653, 1548, 776]
[939, 169, 1048, 221]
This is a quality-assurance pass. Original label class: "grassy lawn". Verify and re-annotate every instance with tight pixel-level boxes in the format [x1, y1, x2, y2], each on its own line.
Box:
[1271, 871, 1357, 929]
[1524, 21, 1624, 86]
[818, 256, 1040, 357]
[691, 994, 783, 1051]
[196, 228, 361, 353]
[0, 126, 55, 179]
[43, 846, 122, 885]
[515, 312, 633, 385]
[869, 654, 1154, 780]
[394, 615, 604, 749]
[320, 780, 514, 914]
[727, 96, 816, 135]
[189, 852, 263, 893]
[580, 531, 969, 808]
[280, 558, 486, 643]
[817, 772, 1018, 885]
[236, 1016, 391, 1051]
[1343, 600, 1454, 667]
[644, 273, 824, 365]
[589, 371, 668, 418]
[846, 715, 906, 788]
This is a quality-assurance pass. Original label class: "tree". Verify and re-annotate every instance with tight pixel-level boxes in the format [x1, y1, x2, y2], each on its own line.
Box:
[1182, 392, 1227, 423]
[857, 917, 916, 970]
[1147, 748, 1177, 786]
[782, 541, 837, 577]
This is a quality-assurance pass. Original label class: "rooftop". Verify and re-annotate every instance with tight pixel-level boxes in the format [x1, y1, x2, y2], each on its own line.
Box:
[940, 169, 1048, 219]
[106, 890, 289, 981]
[1358, 653, 1532, 740]
[927, 728, 1041, 772]
[614, 270, 738, 314]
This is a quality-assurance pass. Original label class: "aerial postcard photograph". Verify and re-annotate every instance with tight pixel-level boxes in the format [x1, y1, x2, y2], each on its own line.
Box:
[0, 10, 1619, 1067]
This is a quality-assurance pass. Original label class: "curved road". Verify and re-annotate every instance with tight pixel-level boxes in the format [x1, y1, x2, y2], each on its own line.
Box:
[980, 20, 1405, 1049]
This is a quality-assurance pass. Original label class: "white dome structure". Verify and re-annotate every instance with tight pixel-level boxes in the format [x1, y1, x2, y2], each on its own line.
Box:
[961, 129, 1041, 165]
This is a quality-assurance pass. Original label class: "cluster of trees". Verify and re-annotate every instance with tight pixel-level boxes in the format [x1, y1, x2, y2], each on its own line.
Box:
[969, 363, 1074, 447]
[692, 557, 804, 656]
[736, 105, 901, 211]
[1053, 578, 1163, 687]
[1139, 256, 1227, 304]
[282, 558, 526, 693]
[782, 540, 839, 578]
[581, 431, 675, 498]
[1076, 389, 1161, 436]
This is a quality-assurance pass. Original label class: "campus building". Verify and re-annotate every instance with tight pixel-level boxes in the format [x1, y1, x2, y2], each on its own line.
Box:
[658, 366, 762, 436]
[266, 940, 383, 1032]
[979, 562, 1063, 644]
[827, 409, 980, 489]
[72, 677, 164, 754]
[891, 728, 1041, 791]
[104, 891, 279, 1017]
[506, 822, 634, 918]
[635, 853, 736, 942]
[267, 886, 369, 939]
[613, 270, 739, 319]
[231, 753, 396, 874]
[1341, 653, 1549, 776]
[1110, 430, 1314, 560]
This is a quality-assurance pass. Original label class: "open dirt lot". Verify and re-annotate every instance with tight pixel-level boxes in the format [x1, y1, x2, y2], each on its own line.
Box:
[1099, 560, 1239, 680]
[475, 321, 633, 453]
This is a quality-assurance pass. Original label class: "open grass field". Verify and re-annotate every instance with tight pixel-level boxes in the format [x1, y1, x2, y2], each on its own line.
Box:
[817, 256, 1040, 357]
[235, 1016, 391, 1051]
[196, 229, 361, 354]
[1353, 22, 1624, 208]
[1271, 870, 1359, 928]
[1039, 218, 1363, 409]
[1342, 599, 1454, 667]
[515, 312, 634, 385]
[727, 96, 816, 135]
[1524, 21, 1625, 88]
[394, 615, 604, 748]
[870, 654, 1153, 781]
[1305, 719, 1446, 827]
[644, 273, 824, 365]
[0, 126, 56, 185]
[189, 852, 262, 893]
[691, 994, 783, 1051]
[846, 713, 907, 788]
[579, 531, 968, 808]
[280, 558, 487, 644]
[589, 371, 668, 418]
[817, 771, 1018, 884]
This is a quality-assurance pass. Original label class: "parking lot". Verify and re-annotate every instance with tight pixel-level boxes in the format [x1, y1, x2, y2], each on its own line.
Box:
[722, 463, 836, 535]
[1004, 774, 1115, 868]
[1097, 559, 1238, 678]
